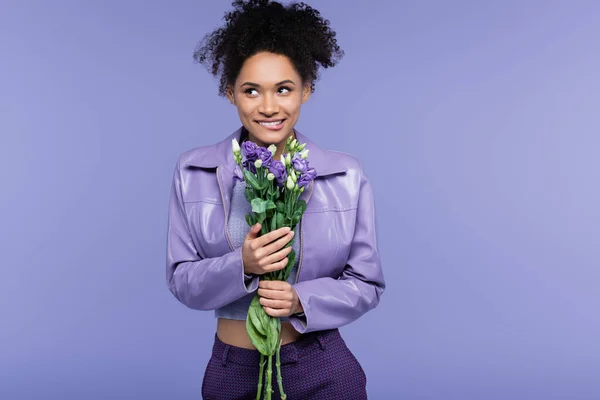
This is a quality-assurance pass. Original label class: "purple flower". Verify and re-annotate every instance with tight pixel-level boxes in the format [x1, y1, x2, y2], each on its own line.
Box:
[256, 147, 273, 168]
[242, 159, 256, 174]
[297, 167, 317, 188]
[291, 153, 309, 173]
[268, 160, 287, 185]
[241, 141, 259, 162]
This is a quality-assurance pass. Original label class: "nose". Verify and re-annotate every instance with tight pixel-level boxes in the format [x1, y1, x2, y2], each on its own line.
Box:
[258, 93, 279, 116]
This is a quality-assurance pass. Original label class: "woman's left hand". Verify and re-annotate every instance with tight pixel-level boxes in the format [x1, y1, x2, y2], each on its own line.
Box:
[258, 280, 303, 317]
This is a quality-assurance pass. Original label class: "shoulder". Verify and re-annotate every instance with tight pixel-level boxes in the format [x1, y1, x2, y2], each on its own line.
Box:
[175, 135, 232, 170]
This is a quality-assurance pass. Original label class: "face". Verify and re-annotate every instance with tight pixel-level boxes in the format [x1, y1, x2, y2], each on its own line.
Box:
[227, 51, 311, 155]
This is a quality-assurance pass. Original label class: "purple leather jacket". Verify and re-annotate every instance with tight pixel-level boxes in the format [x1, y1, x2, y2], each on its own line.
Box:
[166, 128, 385, 334]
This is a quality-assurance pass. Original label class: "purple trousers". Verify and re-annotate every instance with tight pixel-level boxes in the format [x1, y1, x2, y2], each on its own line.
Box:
[201, 328, 367, 399]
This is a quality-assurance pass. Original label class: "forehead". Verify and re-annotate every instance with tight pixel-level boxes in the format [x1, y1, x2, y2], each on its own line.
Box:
[237, 52, 300, 84]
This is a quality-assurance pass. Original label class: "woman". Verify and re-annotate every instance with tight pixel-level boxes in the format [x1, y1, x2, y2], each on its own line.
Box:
[166, 1, 385, 398]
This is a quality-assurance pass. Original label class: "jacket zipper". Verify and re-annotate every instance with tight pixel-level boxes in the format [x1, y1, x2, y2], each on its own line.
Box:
[295, 179, 314, 284]
[216, 166, 234, 251]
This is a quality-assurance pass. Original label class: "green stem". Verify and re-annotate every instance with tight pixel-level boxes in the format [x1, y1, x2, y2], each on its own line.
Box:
[276, 339, 286, 399]
[256, 354, 265, 400]
[265, 354, 273, 400]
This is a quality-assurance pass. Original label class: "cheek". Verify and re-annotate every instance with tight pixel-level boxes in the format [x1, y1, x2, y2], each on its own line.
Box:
[235, 101, 255, 118]
[281, 97, 302, 115]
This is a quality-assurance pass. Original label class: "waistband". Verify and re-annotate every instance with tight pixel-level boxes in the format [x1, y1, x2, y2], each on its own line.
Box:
[211, 328, 340, 367]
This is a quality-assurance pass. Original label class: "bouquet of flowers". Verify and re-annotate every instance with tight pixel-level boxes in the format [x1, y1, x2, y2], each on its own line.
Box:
[231, 135, 317, 400]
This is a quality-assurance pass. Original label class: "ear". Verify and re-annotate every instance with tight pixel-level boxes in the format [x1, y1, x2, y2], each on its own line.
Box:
[301, 82, 312, 104]
[226, 85, 235, 105]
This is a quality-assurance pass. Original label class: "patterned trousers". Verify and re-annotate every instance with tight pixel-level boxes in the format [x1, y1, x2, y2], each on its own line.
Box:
[201, 328, 368, 399]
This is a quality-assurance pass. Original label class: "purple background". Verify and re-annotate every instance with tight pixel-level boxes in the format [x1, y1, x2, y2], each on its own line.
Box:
[1, 1, 599, 399]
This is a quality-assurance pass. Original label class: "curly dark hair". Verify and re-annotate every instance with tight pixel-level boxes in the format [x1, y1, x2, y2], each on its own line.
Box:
[193, 0, 344, 96]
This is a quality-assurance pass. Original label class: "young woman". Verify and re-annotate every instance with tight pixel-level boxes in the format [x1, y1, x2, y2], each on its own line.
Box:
[166, 1, 385, 398]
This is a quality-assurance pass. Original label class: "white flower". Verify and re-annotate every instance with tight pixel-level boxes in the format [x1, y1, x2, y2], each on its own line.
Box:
[254, 159, 263, 169]
[299, 149, 309, 159]
[232, 138, 240, 155]
[290, 169, 297, 182]
[285, 153, 291, 166]
[267, 173, 275, 181]
[286, 176, 295, 190]
[268, 144, 277, 156]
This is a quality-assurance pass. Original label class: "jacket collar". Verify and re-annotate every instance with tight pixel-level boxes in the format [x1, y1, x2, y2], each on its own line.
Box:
[184, 127, 347, 177]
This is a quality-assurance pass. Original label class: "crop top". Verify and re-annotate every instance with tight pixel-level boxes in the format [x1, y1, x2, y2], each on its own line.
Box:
[213, 179, 300, 321]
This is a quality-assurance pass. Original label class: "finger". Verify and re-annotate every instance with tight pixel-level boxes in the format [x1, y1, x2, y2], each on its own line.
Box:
[258, 288, 293, 300]
[255, 226, 292, 248]
[259, 297, 291, 309]
[245, 223, 262, 240]
[261, 256, 288, 273]
[259, 246, 292, 268]
[259, 280, 290, 290]
[263, 306, 290, 318]
[261, 231, 294, 256]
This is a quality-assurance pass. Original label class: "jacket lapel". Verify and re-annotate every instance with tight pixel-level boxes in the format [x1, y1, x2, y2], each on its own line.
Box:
[183, 126, 347, 211]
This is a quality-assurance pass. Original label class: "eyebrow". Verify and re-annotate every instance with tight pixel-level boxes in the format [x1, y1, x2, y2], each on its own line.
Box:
[241, 79, 296, 88]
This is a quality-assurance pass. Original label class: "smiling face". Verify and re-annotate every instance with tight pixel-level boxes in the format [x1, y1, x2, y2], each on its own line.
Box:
[227, 51, 311, 158]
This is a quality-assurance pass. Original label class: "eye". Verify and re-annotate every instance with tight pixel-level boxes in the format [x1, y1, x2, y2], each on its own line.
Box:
[278, 86, 292, 94]
[244, 88, 258, 96]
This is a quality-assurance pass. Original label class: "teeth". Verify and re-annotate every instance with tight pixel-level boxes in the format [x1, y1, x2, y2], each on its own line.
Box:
[259, 120, 283, 127]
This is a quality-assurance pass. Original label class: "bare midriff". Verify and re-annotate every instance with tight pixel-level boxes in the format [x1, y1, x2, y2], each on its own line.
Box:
[217, 318, 303, 349]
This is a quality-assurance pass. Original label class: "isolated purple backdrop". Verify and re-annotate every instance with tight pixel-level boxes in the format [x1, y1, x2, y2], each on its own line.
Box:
[1, 1, 599, 399]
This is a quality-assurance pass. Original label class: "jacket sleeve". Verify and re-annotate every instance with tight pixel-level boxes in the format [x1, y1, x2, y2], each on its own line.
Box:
[289, 165, 385, 333]
[166, 159, 259, 310]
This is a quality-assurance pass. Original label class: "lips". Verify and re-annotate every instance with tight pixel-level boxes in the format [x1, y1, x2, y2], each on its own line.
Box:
[256, 119, 286, 130]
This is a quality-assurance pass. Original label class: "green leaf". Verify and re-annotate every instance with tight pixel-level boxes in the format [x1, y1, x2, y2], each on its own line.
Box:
[245, 213, 256, 227]
[294, 199, 307, 215]
[270, 213, 278, 231]
[244, 170, 262, 191]
[291, 213, 301, 226]
[247, 297, 269, 355]
[244, 186, 254, 203]
[283, 248, 296, 281]
[257, 213, 266, 224]
[248, 296, 267, 336]
[275, 200, 285, 214]
[276, 212, 284, 229]
[251, 198, 267, 214]
[267, 317, 281, 354]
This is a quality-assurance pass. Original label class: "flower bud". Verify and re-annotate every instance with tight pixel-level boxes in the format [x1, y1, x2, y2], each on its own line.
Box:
[286, 136, 293, 145]
[285, 153, 291, 166]
[267, 173, 275, 181]
[297, 143, 307, 151]
[299, 186, 305, 193]
[290, 169, 297, 182]
[254, 159, 263, 169]
[280, 154, 286, 164]
[232, 138, 241, 155]
[286, 176, 295, 190]
[299, 149, 309, 159]
[268, 144, 277, 156]
[290, 139, 298, 150]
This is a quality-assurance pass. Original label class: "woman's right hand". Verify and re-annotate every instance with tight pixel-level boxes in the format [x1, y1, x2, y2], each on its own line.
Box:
[242, 223, 295, 275]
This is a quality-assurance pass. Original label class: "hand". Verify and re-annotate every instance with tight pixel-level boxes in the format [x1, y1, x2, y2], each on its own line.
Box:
[242, 223, 295, 275]
[258, 280, 303, 318]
